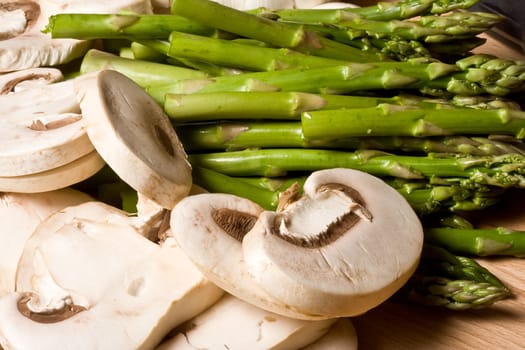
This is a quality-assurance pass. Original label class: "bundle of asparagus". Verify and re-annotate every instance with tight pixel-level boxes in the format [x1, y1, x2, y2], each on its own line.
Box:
[46, 0, 525, 309]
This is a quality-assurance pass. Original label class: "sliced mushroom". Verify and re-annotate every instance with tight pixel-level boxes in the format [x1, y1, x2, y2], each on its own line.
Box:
[74, 70, 193, 209]
[0, 78, 98, 178]
[302, 318, 358, 350]
[0, 188, 92, 296]
[0, 151, 105, 193]
[0, 67, 63, 94]
[0, 0, 153, 73]
[170, 168, 424, 319]
[243, 168, 423, 317]
[169, 193, 318, 319]
[0, 202, 224, 350]
[156, 293, 336, 350]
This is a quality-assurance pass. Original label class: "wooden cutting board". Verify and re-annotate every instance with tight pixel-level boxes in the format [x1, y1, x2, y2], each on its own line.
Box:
[353, 189, 525, 349]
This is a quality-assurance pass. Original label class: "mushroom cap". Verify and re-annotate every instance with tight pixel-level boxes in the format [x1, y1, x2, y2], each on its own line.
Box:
[156, 293, 336, 350]
[1, 202, 223, 350]
[75, 70, 192, 209]
[0, 188, 91, 296]
[242, 168, 424, 317]
[0, 151, 105, 193]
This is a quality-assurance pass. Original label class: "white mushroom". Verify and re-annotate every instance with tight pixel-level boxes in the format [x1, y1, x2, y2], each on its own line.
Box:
[0, 202, 224, 350]
[0, 67, 63, 95]
[0, 188, 92, 296]
[0, 151, 105, 193]
[170, 168, 424, 319]
[156, 293, 336, 350]
[74, 70, 193, 209]
[0, 0, 153, 73]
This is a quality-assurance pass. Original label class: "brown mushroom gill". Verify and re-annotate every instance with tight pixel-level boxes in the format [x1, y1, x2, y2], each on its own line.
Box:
[272, 183, 373, 249]
[17, 293, 86, 324]
[210, 183, 373, 248]
[0, 1, 40, 41]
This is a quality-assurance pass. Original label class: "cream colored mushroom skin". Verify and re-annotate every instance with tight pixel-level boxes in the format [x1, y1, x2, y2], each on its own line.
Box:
[171, 168, 424, 320]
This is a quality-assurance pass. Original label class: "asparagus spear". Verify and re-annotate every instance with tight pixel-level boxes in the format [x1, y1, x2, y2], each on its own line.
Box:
[400, 244, 512, 310]
[425, 226, 525, 257]
[187, 148, 525, 188]
[280, 11, 501, 44]
[170, 0, 386, 62]
[191, 165, 502, 214]
[167, 31, 345, 72]
[165, 90, 522, 123]
[301, 103, 525, 139]
[148, 55, 525, 98]
[44, 13, 219, 40]
[176, 121, 525, 156]
[258, 0, 481, 23]
[80, 49, 208, 88]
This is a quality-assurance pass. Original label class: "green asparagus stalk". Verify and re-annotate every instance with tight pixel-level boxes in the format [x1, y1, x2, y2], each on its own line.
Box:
[280, 11, 501, 44]
[388, 178, 503, 214]
[187, 148, 525, 187]
[193, 164, 503, 214]
[167, 31, 345, 72]
[80, 49, 208, 88]
[425, 226, 525, 257]
[192, 166, 281, 210]
[301, 103, 525, 140]
[176, 121, 525, 156]
[259, 0, 481, 23]
[148, 55, 525, 98]
[400, 244, 511, 310]
[165, 91, 327, 121]
[44, 13, 219, 40]
[165, 90, 523, 123]
[170, 0, 386, 62]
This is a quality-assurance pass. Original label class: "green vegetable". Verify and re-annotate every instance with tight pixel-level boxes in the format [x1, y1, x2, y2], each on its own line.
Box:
[400, 244, 512, 310]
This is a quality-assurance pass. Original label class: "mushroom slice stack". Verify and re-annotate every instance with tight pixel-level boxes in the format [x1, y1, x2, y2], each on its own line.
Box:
[74, 70, 193, 209]
[0, 188, 91, 296]
[0, 202, 224, 350]
[0, 79, 104, 193]
[156, 293, 337, 350]
[170, 168, 424, 320]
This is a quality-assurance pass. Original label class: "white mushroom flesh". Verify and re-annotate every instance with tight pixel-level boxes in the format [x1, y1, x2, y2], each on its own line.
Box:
[156, 293, 336, 350]
[0, 188, 92, 297]
[0, 202, 224, 350]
